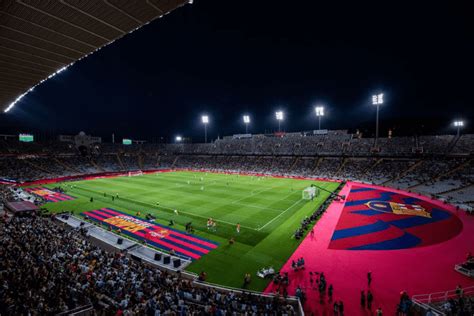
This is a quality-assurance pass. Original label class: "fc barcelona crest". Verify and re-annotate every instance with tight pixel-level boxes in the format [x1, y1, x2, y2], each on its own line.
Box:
[366, 201, 431, 218]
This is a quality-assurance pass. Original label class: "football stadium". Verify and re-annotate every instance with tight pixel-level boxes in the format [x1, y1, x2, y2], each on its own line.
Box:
[0, 1, 473, 315]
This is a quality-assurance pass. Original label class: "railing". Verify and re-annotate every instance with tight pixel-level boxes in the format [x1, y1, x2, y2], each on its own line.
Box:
[55, 304, 94, 316]
[455, 264, 474, 277]
[192, 280, 304, 315]
[413, 285, 474, 304]
[412, 285, 474, 315]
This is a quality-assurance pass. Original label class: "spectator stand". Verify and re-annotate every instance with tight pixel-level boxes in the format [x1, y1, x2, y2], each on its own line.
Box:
[412, 286, 474, 316]
[54, 213, 304, 314]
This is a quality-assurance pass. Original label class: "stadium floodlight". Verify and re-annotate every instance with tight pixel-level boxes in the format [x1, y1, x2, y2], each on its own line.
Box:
[315, 106, 325, 131]
[243, 115, 250, 134]
[175, 136, 183, 142]
[275, 111, 284, 132]
[372, 93, 384, 145]
[201, 115, 209, 143]
[372, 93, 384, 105]
[453, 120, 464, 137]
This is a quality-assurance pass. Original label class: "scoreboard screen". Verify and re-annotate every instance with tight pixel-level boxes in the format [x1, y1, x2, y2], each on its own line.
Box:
[122, 139, 132, 145]
[19, 134, 34, 142]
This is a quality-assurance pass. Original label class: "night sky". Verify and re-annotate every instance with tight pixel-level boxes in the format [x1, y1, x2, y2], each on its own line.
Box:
[0, 0, 472, 142]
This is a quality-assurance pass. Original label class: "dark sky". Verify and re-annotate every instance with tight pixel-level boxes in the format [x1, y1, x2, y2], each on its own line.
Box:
[1, 0, 473, 142]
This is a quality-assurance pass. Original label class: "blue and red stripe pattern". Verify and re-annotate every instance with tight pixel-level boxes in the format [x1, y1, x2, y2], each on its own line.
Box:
[24, 187, 76, 203]
[81, 208, 219, 260]
[329, 185, 463, 250]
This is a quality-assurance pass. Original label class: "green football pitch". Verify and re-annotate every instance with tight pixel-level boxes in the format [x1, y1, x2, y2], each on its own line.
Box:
[42, 171, 339, 290]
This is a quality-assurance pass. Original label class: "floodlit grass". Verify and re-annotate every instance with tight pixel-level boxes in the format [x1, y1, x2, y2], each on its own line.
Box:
[43, 171, 339, 290]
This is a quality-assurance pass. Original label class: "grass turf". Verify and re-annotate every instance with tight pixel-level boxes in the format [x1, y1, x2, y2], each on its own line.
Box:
[41, 171, 339, 291]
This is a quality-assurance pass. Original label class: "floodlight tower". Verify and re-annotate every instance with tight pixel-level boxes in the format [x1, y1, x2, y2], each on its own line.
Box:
[453, 120, 464, 137]
[175, 136, 182, 142]
[243, 115, 250, 134]
[372, 93, 384, 145]
[275, 111, 284, 132]
[201, 115, 209, 143]
[315, 106, 325, 131]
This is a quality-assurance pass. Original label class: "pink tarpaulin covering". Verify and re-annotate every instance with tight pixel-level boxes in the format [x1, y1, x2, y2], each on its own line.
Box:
[264, 182, 474, 315]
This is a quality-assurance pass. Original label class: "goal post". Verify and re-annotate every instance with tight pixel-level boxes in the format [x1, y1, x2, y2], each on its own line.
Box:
[128, 170, 143, 177]
[302, 186, 317, 200]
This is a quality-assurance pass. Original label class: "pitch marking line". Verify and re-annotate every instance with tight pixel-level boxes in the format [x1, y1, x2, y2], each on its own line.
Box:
[231, 202, 283, 213]
[257, 198, 305, 231]
[140, 201, 257, 230]
[75, 185, 259, 231]
[230, 185, 280, 205]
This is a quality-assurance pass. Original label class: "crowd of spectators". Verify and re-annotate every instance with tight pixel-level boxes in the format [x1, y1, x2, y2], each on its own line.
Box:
[439, 296, 474, 316]
[1, 133, 473, 315]
[0, 215, 298, 315]
[1, 133, 473, 209]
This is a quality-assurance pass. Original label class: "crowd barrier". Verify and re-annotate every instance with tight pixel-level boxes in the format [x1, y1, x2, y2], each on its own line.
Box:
[412, 285, 474, 316]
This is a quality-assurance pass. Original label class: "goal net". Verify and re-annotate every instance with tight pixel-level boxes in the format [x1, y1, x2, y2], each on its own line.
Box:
[128, 170, 143, 177]
[302, 186, 317, 200]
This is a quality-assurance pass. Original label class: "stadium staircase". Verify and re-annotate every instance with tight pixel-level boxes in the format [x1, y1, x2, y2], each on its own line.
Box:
[312, 157, 323, 173]
[363, 158, 383, 176]
[171, 155, 180, 168]
[439, 182, 474, 195]
[410, 159, 472, 190]
[288, 157, 300, 173]
[90, 158, 105, 172]
[53, 157, 80, 174]
[446, 134, 461, 153]
[384, 159, 423, 185]
[116, 154, 125, 170]
[156, 155, 161, 168]
[24, 159, 53, 175]
[138, 154, 144, 170]
[442, 159, 472, 179]
[335, 157, 348, 177]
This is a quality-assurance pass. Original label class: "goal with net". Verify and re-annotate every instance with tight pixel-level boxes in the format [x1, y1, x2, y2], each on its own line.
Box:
[128, 170, 143, 177]
[302, 186, 317, 200]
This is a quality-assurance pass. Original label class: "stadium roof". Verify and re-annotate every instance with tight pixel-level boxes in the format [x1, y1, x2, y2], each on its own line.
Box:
[0, 0, 190, 113]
